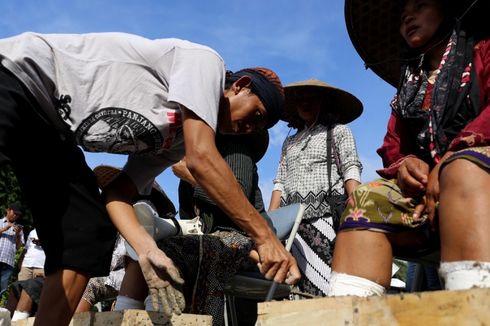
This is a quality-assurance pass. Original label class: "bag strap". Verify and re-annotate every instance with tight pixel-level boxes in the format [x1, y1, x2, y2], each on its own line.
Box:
[327, 127, 333, 196]
[326, 125, 345, 195]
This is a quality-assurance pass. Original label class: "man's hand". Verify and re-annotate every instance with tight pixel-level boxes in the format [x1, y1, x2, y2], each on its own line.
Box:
[13, 224, 22, 235]
[397, 157, 429, 197]
[249, 235, 301, 285]
[34, 271, 45, 278]
[103, 171, 185, 316]
[138, 248, 185, 317]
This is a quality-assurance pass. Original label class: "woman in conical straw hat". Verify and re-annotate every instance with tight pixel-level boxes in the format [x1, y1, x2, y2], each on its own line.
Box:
[269, 79, 363, 296]
[329, 0, 490, 296]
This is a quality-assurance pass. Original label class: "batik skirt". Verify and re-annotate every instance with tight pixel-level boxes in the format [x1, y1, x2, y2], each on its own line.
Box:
[156, 230, 254, 326]
[291, 216, 336, 297]
[339, 147, 490, 233]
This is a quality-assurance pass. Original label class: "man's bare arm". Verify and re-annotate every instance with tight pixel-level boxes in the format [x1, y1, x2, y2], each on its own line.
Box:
[181, 107, 300, 284]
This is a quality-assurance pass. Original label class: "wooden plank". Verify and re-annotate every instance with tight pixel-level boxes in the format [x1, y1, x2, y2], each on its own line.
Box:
[257, 288, 490, 325]
[12, 310, 212, 326]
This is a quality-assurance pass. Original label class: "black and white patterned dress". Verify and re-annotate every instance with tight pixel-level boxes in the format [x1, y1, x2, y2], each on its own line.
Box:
[273, 123, 362, 296]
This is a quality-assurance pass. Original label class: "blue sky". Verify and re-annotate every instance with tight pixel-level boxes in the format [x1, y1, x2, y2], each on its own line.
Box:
[0, 0, 396, 213]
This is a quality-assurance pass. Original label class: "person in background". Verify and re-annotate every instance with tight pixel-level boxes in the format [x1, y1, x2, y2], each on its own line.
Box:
[329, 0, 490, 296]
[0, 202, 25, 296]
[8, 278, 45, 322]
[0, 32, 299, 325]
[9, 228, 46, 321]
[9, 235, 126, 322]
[269, 79, 363, 296]
[17, 228, 45, 281]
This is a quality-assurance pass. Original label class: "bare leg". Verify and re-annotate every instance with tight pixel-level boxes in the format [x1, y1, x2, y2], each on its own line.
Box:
[5, 287, 20, 314]
[75, 298, 92, 313]
[118, 260, 148, 300]
[34, 269, 89, 326]
[332, 230, 393, 288]
[16, 289, 34, 313]
[439, 159, 490, 261]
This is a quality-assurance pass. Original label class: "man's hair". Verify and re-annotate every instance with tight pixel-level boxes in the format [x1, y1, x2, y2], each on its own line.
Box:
[8, 201, 25, 215]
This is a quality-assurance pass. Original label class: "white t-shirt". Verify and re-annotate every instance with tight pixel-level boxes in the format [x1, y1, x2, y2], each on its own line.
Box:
[21, 229, 45, 269]
[0, 32, 225, 193]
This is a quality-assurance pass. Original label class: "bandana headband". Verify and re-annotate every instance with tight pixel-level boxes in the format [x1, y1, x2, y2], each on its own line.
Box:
[229, 69, 284, 129]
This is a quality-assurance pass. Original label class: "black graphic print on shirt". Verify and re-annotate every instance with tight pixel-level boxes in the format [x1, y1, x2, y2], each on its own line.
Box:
[75, 108, 163, 154]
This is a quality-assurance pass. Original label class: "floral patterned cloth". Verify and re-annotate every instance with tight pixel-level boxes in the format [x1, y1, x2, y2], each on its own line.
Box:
[157, 230, 254, 326]
[339, 147, 490, 234]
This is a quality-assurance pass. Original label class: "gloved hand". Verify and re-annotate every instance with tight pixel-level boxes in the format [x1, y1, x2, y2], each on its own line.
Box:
[139, 248, 186, 317]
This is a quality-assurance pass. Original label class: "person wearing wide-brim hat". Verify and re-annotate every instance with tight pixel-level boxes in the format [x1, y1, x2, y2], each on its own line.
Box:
[282, 79, 363, 128]
[329, 0, 490, 297]
[269, 79, 363, 296]
[344, 0, 490, 88]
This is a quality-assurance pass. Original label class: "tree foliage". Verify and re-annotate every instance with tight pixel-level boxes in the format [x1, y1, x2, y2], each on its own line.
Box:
[0, 164, 33, 229]
[0, 164, 33, 305]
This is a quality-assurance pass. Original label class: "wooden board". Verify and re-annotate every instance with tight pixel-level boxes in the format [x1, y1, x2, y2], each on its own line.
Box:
[257, 288, 490, 325]
[11, 310, 212, 326]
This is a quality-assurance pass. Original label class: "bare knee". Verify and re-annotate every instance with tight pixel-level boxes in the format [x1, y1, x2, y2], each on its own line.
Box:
[440, 159, 488, 195]
[439, 158, 490, 261]
[332, 230, 393, 287]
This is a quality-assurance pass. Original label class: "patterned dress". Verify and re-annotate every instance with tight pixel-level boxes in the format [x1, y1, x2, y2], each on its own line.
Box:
[273, 123, 362, 296]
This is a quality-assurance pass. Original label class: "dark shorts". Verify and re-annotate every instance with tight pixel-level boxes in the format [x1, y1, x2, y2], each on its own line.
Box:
[0, 66, 117, 276]
[11, 278, 45, 306]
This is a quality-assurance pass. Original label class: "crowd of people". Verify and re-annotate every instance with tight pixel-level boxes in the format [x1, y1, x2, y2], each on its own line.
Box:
[0, 0, 488, 324]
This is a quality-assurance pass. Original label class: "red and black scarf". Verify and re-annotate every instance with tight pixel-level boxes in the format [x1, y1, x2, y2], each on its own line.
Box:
[392, 25, 481, 164]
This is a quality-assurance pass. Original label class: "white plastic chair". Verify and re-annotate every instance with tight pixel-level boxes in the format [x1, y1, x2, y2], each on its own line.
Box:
[223, 203, 305, 326]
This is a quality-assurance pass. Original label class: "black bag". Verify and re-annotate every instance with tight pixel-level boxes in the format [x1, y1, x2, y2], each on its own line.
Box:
[326, 127, 347, 231]
[325, 193, 347, 232]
